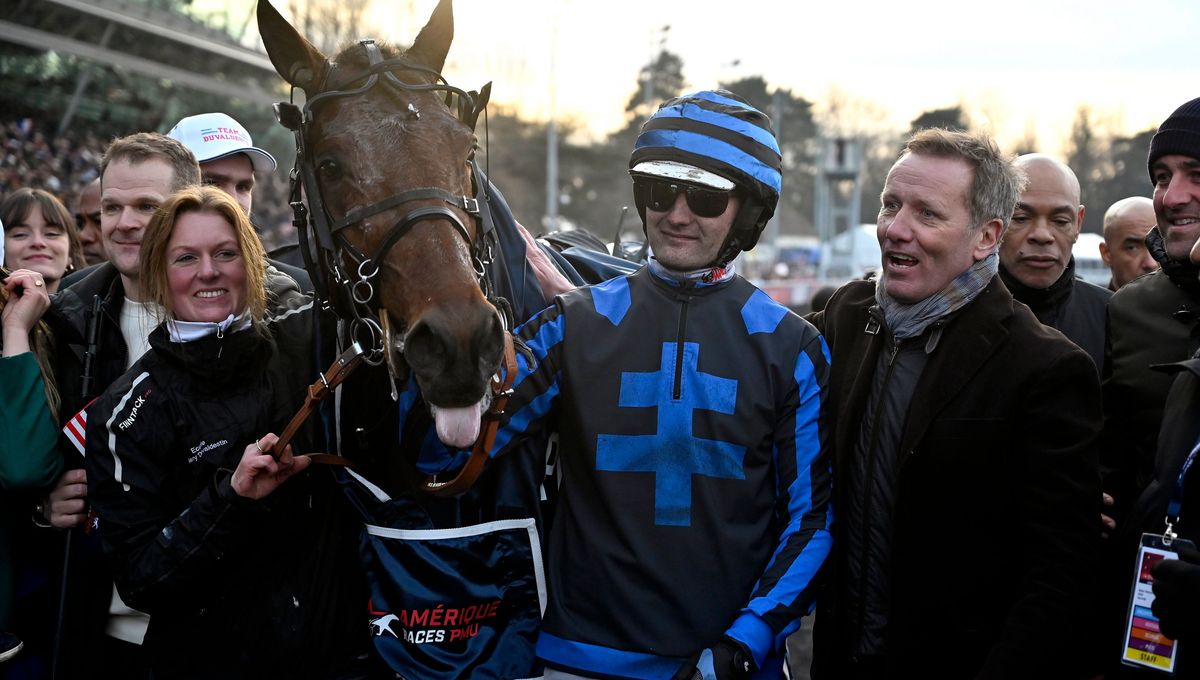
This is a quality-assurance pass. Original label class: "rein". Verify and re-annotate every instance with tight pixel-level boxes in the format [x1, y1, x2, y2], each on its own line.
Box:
[273, 40, 512, 494]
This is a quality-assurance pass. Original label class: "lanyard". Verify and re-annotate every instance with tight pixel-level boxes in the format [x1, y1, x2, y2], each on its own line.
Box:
[1164, 434, 1200, 541]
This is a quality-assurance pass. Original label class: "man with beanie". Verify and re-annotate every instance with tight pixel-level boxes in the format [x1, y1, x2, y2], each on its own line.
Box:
[431, 90, 833, 679]
[1131, 231, 1200, 676]
[999, 153, 1111, 373]
[807, 129, 1102, 678]
[1103, 233, 1200, 679]
[1099, 98, 1200, 679]
[1102, 96, 1200, 526]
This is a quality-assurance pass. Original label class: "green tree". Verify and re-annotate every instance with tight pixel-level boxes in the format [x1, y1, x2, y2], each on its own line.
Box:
[1065, 106, 1105, 234]
[719, 76, 819, 236]
[1088, 128, 1155, 234]
[909, 106, 968, 134]
[625, 47, 686, 119]
[477, 106, 550, 231]
[548, 46, 688, 242]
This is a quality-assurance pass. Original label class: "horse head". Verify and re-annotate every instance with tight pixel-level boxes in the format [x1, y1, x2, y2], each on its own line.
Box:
[258, 0, 504, 448]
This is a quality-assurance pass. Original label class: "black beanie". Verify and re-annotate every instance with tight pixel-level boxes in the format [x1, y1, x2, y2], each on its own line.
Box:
[1148, 97, 1200, 182]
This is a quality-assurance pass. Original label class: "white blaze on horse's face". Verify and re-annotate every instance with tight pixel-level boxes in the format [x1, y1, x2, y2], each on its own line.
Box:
[259, 0, 507, 434]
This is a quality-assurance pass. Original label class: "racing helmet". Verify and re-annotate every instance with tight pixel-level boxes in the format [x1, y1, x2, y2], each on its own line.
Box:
[629, 90, 782, 267]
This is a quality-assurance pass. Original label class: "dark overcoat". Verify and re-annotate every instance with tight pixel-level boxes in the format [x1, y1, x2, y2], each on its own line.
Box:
[809, 277, 1103, 678]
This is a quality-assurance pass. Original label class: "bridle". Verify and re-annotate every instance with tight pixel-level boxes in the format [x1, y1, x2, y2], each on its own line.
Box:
[273, 40, 518, 495]
[273, 39, 504, 368]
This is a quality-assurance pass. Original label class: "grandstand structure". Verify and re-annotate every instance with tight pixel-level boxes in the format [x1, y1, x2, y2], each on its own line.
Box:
[0, 0, 280, 135]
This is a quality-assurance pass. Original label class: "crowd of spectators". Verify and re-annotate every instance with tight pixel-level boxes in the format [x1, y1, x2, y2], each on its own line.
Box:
[0, 117, 295, 251]
[0, 119, 103, 201]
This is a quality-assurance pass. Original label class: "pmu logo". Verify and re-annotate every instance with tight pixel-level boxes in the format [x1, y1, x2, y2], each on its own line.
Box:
[368, 598, 501, 644]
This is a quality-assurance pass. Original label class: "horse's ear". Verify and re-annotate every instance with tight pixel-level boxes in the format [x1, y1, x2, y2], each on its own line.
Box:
[408, 0, 453, 73]
[257, 0, 325, 92]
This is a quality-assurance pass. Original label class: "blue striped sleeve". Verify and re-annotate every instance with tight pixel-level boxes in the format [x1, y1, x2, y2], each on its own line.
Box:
[488, 301, 568, 457]
[726, 332, 833, 667]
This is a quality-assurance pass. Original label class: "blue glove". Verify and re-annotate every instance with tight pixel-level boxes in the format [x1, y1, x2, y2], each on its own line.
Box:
[671, 637, 755, 680]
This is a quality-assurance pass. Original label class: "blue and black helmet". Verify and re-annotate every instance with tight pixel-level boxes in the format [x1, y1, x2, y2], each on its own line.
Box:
[630, 89, 782, 266]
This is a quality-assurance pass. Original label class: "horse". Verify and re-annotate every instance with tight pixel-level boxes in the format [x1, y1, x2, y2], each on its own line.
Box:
[256, 4, 646, 675]
[258, 0, 512, 460]
[258, 0, 637, 496]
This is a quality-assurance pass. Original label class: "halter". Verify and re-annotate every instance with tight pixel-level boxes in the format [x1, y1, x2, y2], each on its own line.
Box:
[274, 39, 501, 366]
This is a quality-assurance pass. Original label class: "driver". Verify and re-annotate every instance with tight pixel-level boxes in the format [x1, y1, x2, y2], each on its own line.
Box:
[437, 90, 833, 680]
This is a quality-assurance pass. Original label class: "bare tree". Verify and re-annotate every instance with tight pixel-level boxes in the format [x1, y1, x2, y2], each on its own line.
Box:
[285, 0, 376, 54]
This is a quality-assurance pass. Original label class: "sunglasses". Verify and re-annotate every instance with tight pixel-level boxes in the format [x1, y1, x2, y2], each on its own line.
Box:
[633, 177, 733, 219]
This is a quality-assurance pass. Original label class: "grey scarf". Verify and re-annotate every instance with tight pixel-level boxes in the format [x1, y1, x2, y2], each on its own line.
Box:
[875, 251, 998, 341]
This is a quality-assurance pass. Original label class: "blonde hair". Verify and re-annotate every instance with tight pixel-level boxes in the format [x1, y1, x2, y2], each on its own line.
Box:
[139, 186, 267, 323]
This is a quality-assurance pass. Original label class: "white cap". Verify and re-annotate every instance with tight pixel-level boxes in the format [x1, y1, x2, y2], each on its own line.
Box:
[630, 160, 735, 191]
[167, 112, 276, 173]
[0, 216, 5, 266]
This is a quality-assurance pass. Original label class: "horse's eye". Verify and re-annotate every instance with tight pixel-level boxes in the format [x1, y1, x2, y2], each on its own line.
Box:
[318, 160, 343, 182]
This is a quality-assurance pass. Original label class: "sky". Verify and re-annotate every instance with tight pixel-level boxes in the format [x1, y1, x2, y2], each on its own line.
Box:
[224, 0, 1199, 154]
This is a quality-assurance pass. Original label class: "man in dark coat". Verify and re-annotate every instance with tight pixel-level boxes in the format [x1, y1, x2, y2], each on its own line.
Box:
[1104, 98, 1200, 679]
[999, 153, 1111, 373]
[1134, 226, 1200, 675]
[808, 129, 1103, 679]
[1103, 97, 1200, 526]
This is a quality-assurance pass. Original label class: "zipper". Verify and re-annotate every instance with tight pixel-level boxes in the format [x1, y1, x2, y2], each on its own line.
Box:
[854, 335, 901, 640]
[673, 283, 693, 400]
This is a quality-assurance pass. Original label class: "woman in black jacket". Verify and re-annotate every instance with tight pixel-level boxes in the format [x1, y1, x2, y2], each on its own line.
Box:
[83, 187, 368, 679]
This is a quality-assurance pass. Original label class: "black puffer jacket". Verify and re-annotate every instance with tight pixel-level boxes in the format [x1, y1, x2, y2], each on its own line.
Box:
[84, 298, 368, 679]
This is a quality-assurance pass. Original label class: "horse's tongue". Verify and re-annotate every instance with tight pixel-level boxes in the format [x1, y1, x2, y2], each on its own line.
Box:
[434, 403, 482, 449]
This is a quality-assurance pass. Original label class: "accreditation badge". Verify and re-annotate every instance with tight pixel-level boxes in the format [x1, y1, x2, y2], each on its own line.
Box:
[1122, 533, 1195, 673]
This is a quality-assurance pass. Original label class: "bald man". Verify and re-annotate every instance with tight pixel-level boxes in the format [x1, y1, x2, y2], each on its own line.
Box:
[1100, 196, 1158, 290]
[999, 153, 1111, 372]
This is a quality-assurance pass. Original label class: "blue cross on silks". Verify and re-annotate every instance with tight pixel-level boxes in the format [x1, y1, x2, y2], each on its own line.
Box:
[595, 341, 746, 526]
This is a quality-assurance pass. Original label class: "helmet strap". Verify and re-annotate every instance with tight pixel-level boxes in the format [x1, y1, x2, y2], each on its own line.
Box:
[711, 200, 766, 268]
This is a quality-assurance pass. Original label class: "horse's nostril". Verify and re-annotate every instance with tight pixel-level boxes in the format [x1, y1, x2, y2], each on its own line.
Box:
[404, 321, 447, 375]
[476, 312, 505, 372]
